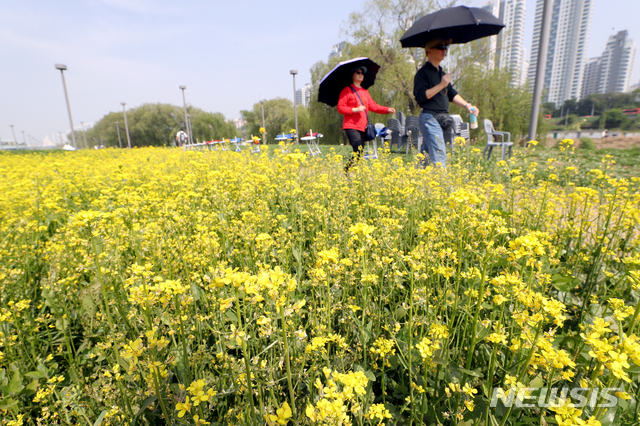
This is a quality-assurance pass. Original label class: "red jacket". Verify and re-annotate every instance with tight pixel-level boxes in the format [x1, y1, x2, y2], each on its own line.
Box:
[337, 85, 390, 131]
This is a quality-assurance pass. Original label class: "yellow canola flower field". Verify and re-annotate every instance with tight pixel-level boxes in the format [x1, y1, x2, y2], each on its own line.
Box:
[0, 145, 639, 426]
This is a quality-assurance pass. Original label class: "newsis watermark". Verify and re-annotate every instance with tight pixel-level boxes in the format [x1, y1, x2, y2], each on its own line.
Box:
[489, 387, 629, 409]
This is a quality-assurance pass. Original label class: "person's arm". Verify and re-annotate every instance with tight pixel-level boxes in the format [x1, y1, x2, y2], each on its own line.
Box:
[366, 93, 396, 114]
[452, 94, 480, 116]
[337, 88, 366, 115]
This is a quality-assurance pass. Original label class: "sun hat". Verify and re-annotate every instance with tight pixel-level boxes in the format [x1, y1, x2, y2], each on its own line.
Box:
[425, 38, 452, 50]
[350, 65, 367, 74]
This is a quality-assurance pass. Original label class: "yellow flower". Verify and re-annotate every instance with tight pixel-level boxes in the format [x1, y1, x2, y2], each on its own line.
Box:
[268, 402, 292, 425]
[176, 396, 192, 418]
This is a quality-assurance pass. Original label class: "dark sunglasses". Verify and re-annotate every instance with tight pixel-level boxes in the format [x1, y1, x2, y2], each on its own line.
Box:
[433, 45, 449, 51]
[354, 70, 365, 75]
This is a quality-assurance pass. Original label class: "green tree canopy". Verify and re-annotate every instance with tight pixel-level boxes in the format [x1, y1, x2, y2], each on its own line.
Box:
[240, 98, 300, 143]
[72, 103, 238, 148]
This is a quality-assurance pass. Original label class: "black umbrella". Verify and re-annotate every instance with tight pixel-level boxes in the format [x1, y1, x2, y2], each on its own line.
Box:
[317, 57, 381, 107]
[400, 6, 504, 48]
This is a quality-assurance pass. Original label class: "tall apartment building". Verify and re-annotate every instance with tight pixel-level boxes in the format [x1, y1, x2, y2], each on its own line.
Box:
[296, 83, 312, 108]
[329, 42, 347, 60]
[580, 57, 601, 98]
[528, 0, 593, 106]
[480, 0, 527, 86]
[581, 30, 636, 97]
[599, 31, 636, 94]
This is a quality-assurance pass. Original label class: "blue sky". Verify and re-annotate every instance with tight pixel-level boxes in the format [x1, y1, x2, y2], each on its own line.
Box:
[1, 0, 639, 144]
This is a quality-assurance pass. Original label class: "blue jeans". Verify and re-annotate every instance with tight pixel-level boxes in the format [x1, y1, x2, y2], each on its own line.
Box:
[419, 113, 447, 168]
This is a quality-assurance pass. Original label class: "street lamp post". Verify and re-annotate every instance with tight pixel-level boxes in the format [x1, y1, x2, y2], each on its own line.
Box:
[527, 0, 552, 143]
[179, 86, 192, 145]
[115, 122, 123, 148]
[55, 64, 78, 149]
[9, 125, 17, 143]
[290, 70, 299, 142]
[121, 102, 132, 148]
[22, 131, 27, 145]
[260, 100, 266, 144]
[80, 122, 89, 149]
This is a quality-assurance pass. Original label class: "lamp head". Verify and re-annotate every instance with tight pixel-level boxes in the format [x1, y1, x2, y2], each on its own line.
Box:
[179, 85, 186, 90]
[121, 102, 126, 106]
[55, 64, 67, 71]
[290, 70, 297, 75]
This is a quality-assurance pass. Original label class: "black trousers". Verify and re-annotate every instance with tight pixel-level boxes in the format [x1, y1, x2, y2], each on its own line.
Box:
[344, 129, 366, 173]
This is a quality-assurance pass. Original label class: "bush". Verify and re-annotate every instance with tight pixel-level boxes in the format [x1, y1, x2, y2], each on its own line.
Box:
[579, 137, 595, 150]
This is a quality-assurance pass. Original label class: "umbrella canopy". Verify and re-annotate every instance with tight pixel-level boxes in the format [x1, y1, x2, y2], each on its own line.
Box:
[400, 6, 504, 48]
[317, 57, 381, 107]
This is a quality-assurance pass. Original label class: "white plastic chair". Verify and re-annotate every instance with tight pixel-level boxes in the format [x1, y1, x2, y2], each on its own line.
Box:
[483, 119, 513, 160]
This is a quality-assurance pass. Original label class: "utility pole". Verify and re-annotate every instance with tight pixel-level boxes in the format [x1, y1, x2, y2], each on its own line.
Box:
[9, 125, 17, 142]
[527, 0, 553, 143]
[121, 103, 132, 148]
[115, 122, 123, 148]
[260, 100, 266, 143]
[290, 70, 299, 142]
[81, 122, 89, 149]
[55, 64, 78, 149]
[179, 86, 192, 145]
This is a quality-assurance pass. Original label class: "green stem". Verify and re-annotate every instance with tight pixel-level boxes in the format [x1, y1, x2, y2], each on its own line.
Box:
[280, 308, 297, 418]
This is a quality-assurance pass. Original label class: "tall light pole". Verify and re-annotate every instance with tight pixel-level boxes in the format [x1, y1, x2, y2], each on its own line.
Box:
[55, 64, 78, 149]
[121, 102, 132, 148]
[527, 0, 552, 143]
[290, 70, 299, 142]
[260, 100, 266, 144]
[115, 121, 123, 148]
[9, 125, 17, 142]
[80, 122, 89, 149]
[22, 131, 27, 145]
[179, 86, 192, 145]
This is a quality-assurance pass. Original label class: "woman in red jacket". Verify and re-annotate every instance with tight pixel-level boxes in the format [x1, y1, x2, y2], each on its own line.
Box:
[337, 66, 395, 174]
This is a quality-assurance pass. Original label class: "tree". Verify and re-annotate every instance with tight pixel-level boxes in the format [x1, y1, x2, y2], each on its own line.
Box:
[71, 103, 238, 148]
[241, 98, 295, 143]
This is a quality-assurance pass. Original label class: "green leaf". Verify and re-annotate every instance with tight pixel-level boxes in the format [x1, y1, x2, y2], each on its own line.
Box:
[93, 410, 108, 426]
[26, 380, 39, 392]
[132, 395, 157, 426]
[529, 374, 544, 389]
[225, 310, 238, 323]
[24, 370, 45, 379]
[551, 274, 580, 292]
[599, 404, 619, 426]
[394, 307, 407, 320]
[364, 370, 376, 382]
[0, 398, 18, 410]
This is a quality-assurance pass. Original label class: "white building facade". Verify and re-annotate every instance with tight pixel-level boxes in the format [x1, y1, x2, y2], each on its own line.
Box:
[481, 0, 527, 86]
[528, 0, 593, 106]
[581, 30, 636, 97]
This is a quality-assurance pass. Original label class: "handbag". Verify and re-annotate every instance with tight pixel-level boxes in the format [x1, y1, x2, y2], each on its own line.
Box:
[435, 113, 454, 131]
[349, 86, 377, 141]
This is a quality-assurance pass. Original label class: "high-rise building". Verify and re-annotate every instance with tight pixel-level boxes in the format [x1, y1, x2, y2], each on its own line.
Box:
[481, 0, 500, 68]
[599, 31, 636, 94]
[581, 57, 601, 98]
[296, 83, 312, 108]
[481, 0, 526, 86]
[581, 30, 636, 97]
[528, 0, 593, 106]
[232, 118, 246, 130]
[329, 42, 347, 60]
